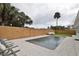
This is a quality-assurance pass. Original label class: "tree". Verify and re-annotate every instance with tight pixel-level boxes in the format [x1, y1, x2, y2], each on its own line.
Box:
[0, 3, 11, 25]
[25, 15, 33, 25]
[9, 12, 33, 27]
[0, 3, 19, 26]
[7, 6, 19, 26]
[0, 3, 33, 27]
[54, 12, 61, 26]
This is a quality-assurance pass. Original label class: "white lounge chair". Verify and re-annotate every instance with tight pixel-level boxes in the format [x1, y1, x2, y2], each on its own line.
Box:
[0, 39, 20, 56]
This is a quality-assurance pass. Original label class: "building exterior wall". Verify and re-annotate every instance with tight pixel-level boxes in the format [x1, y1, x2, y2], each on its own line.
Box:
[73, 11, 79, 33]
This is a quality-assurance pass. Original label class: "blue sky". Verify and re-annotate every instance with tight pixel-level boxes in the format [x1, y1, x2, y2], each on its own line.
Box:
[11, 3, 79, 28]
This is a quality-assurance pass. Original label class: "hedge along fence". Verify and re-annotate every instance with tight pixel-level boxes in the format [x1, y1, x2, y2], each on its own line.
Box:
[0, 26, 76, 40]
[0, 26, 53, 39]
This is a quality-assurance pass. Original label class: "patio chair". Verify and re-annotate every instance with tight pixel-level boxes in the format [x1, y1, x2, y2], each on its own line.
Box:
[0, 39, 20, 56]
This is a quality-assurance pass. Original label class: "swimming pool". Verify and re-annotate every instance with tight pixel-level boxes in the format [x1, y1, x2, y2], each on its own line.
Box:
[26, 35, 64, 50]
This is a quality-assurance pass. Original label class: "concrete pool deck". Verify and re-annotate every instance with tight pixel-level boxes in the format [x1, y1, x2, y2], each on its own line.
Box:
[10, 35, 79, 56]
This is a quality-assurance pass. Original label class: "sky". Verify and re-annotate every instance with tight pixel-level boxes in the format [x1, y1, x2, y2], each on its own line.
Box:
[11, 3, 79, 28]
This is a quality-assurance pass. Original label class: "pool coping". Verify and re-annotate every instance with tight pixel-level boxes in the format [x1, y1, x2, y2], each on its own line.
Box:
[11, 35, 50, 41]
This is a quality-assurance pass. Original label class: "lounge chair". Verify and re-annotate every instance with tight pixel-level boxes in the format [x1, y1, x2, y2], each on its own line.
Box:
[0, 39, 20, 56]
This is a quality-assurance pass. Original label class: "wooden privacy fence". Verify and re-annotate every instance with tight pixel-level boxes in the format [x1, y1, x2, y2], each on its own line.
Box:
[0, 26, 53, 39]
[0, 26, 76, 39]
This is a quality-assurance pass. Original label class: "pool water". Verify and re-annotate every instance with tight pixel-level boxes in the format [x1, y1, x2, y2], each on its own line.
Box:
[26, 36, 64, 50]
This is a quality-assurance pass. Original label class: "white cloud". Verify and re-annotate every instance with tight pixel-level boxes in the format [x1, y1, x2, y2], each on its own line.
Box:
[11, 3, 79, 28]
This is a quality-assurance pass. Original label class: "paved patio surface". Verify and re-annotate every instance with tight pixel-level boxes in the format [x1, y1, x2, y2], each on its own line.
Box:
[10, 35, 79, 56]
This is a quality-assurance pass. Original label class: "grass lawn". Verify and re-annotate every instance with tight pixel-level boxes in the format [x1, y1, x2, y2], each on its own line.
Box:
[53, 29, 76, 37]
[54, 32, 73, 37]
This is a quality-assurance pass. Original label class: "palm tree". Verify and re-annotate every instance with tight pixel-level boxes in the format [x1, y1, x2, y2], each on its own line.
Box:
[54, 12, 61, 26]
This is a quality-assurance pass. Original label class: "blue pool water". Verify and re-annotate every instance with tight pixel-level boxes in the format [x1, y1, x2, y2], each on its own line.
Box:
[26, 36, 63, 50]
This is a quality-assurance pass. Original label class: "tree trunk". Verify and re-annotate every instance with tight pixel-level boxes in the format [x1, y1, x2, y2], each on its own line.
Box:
[56, 18, 58, 26]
